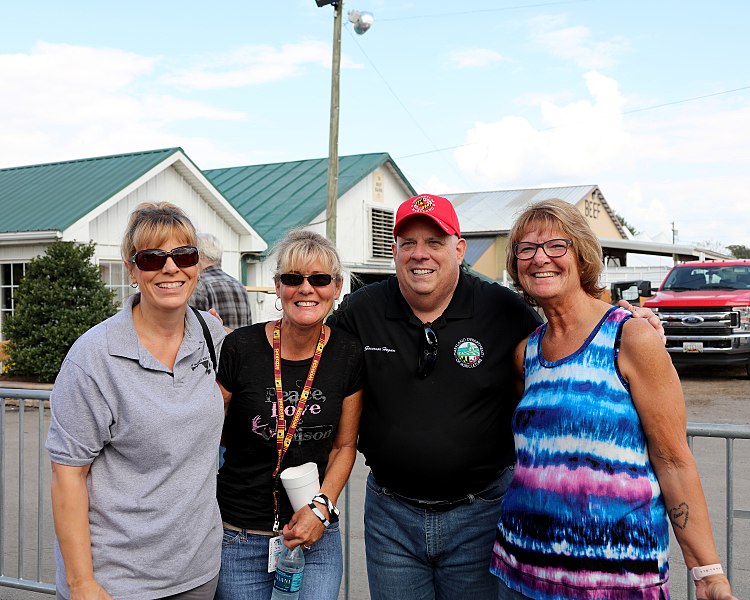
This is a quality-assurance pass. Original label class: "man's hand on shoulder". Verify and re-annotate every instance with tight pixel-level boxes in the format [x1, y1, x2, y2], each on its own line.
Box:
[617, 300, 665, 343]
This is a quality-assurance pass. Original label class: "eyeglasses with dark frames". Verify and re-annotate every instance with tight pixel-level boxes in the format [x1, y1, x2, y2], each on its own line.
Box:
[129, 245, 199, 271]
[513, 238, 572, 260]
[417, 322, 438, 378]
[278, 273, 334, 287]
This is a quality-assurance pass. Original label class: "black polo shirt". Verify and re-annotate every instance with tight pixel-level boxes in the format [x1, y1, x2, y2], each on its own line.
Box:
[328, 270, 541, 500]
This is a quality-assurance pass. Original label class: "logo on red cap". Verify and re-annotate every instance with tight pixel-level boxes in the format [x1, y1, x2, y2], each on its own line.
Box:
[411, 195, 436, 213]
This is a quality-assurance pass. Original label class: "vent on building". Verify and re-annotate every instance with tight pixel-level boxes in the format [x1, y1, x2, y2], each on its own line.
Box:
[370, 207, 394, 258]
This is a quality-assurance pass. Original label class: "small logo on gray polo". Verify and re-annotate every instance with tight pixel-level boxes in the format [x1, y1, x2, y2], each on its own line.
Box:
[191, 357, 212, 374]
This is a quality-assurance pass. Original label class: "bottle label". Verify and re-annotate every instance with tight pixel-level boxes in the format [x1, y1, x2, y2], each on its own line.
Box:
[274, 569, 303, 593]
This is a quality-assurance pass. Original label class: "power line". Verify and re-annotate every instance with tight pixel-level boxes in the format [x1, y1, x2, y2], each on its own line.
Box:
[345, 25, 473, 187]
[377, 0, 594, 22]
[396, 84, 750, 160]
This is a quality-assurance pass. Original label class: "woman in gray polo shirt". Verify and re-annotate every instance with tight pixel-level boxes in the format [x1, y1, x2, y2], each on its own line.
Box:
[46, 202, 226, 600]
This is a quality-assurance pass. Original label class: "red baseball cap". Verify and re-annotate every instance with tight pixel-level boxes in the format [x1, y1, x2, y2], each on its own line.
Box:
[393, 194, 461, 239]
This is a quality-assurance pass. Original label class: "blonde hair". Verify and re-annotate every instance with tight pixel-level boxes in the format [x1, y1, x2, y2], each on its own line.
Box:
[506, 199, 604, 305]
[121, 202, 198, 261]
[272, 229, 342, 281]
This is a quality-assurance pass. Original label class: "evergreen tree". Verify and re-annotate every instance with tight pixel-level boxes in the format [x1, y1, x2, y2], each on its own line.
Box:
[4, 241, 118, 382]
[616, 213, 639, 237]
[727, 244, 750, 259]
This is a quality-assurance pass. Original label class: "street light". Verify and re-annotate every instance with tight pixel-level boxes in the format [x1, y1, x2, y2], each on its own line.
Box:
[317, 1, 373, 244]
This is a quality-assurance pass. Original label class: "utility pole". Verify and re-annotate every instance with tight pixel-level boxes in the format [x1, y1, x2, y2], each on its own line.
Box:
[325, 1, 343, 244]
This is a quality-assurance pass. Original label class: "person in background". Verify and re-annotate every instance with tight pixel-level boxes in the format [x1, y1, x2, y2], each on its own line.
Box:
[46, 202, 226, 600]
[327, 194, 664, 600]
[491, 199, 736, 600]
[191, 232, 252, 330]
[214, 229, 363, 600]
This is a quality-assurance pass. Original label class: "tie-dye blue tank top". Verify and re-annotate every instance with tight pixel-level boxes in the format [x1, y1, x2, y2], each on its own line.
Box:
[491, 306, 670, 599]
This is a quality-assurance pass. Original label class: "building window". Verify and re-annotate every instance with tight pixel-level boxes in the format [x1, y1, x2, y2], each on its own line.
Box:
[100, 261, 135, 308]
[370, 207, 394, 259]
[1, 262, 28, 340]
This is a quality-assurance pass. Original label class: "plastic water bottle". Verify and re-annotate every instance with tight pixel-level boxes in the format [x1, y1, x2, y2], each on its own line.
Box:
[270, 544, 305, 599]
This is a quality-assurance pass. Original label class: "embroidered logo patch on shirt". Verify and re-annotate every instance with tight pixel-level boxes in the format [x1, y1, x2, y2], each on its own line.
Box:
[453, 338, 484, 368]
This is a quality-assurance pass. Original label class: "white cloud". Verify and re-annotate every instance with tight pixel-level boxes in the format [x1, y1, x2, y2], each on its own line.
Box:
[610, 177, 750, 249]
[0, 42, 246, 167]
[449, 48, 509, 68]
[164, 41, 362, 90]
[453, 71, 645, 183]
[448, 69, 750, 249]
[529, 15, 628, 70]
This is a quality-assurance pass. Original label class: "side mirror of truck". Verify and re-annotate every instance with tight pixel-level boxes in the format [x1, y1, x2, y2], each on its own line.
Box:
[638, 281, 653, 297]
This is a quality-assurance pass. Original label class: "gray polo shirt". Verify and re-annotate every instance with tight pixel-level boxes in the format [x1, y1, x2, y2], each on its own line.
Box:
[46, 294, 225, 599]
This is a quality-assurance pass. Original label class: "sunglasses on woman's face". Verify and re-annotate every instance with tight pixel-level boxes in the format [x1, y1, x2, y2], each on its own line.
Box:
[278, 273, 334, 287]
[130, 245, 200, 271]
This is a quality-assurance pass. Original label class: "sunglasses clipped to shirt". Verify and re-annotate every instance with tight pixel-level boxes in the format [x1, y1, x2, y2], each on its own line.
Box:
[130, 245, 200, 271]
[417, 322, 438, 378]
[278, 273, 334, 287]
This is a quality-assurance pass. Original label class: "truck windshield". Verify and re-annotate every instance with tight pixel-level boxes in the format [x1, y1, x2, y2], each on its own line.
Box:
[663, 266, 750, 291]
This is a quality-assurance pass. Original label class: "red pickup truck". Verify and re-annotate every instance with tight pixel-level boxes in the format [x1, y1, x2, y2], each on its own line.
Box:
[643, 260, 750, 376]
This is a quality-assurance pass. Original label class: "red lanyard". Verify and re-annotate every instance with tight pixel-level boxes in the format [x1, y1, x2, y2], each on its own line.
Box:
[271, 319, 326, 533]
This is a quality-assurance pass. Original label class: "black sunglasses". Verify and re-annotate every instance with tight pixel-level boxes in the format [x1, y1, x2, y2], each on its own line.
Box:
[279, 273, 334, 287]
[417, 323, 438, 378]
[130, 245, 199, 271]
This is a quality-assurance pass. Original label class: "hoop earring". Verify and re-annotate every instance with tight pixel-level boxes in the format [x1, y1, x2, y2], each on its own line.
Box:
[130, 282, 138, 288]
[275, 297, 282, 311]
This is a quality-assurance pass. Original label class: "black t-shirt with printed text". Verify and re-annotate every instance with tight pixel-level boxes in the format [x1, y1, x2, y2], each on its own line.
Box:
[216, 323, 363, 530]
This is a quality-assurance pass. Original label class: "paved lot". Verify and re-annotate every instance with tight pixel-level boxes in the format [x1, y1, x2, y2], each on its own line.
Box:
[1, 366, 749, 599]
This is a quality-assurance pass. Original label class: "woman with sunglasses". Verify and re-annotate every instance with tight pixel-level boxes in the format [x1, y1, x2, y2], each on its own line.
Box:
[214, 229, 363, 600]
[490, 200, 735, 600]
[46, 202, 226, 600]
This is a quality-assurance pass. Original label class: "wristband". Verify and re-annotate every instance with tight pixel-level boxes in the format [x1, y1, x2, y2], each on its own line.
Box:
[312, 493, 340, 523]
[690, 564, 724, 582]
[307, 502, 330, 528]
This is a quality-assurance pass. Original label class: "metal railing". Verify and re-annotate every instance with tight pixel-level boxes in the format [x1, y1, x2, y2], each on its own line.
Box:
[0, 388, 55, 593]
[1, 386, 749, 597]
[686, 423, 750, 600]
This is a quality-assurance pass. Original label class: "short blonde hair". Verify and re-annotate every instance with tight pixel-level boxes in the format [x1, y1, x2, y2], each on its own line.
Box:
[506, 199, 604, 305]
[121, 202, 198, 261]
[272, 229, 342, 281]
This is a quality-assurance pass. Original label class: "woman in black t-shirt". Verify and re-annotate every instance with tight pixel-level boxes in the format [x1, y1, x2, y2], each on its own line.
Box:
[214, 229, 363, 600]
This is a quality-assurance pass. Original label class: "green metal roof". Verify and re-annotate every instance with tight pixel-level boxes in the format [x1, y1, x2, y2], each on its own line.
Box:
[205, 152, 415, 249]
[0, 148, 181, 233]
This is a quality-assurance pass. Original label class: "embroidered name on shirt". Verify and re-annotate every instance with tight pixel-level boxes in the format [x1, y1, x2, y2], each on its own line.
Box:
[364, 345, 396, 353]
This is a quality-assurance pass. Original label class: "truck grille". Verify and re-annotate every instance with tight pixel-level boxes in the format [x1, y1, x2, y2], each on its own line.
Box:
[658, 307, 736, 337]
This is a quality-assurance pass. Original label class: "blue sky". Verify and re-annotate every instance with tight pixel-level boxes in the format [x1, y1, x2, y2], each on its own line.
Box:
[2, 1, 749, 249]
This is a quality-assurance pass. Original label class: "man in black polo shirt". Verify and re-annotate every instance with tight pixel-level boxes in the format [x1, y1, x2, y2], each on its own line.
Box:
[328, 194, 542, 599]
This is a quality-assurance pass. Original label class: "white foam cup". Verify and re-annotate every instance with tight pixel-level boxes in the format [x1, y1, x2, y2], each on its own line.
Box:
[280, 462, 320, 512]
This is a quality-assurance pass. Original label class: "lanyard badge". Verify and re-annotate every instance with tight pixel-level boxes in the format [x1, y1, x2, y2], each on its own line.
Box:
[270, 320, 326, 534]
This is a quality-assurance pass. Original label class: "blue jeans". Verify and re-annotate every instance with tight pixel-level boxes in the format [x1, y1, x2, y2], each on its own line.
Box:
[496, 579, 530, 599]
[365, 468, 514, 600]
[214, 523, 342, 600]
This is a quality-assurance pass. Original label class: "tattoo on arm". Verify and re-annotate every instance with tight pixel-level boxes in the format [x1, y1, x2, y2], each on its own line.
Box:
[668, 502, 689, 529]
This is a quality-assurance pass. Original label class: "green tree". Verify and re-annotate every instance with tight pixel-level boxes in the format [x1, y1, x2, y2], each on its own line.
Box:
[727, 244, 750, 259]
[4, 241, 118, 382]
[616, 213, 639, 237]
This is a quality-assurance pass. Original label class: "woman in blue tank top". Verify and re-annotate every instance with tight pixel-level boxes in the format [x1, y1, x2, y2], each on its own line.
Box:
[490, 199, 736, 600]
